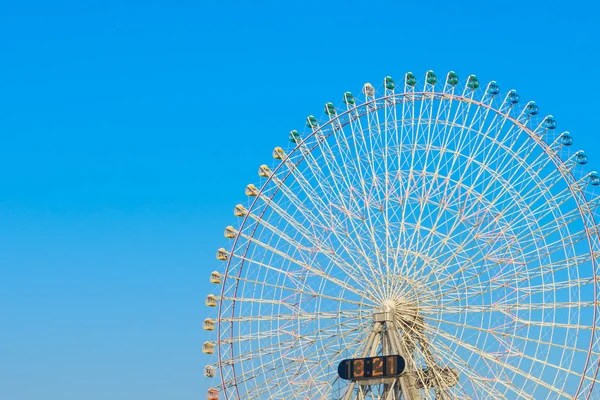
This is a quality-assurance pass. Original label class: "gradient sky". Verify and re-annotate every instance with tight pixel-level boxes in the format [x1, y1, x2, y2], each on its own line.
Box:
[1, 1, 599, 399]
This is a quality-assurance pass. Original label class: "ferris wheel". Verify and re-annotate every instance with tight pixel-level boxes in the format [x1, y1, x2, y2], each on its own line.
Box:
[203, 71, 600, 399]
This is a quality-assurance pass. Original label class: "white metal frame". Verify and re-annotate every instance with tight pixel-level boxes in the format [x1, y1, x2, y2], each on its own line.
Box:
[204, 72, 600, 399]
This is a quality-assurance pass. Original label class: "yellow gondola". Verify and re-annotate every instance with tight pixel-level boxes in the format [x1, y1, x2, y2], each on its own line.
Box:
[234, 204, 247, 217]
[258, 165, 271, 177]
[245, 184, 258, 197]
[216, 248, 228, 261]
[210, 271, 222, 284]
[224, 226, 236, 239]
[205, 294, 217, 307]
[272, 147, 285, 159]
[203, 318, 215, 331]
[203, 342, 215, 355]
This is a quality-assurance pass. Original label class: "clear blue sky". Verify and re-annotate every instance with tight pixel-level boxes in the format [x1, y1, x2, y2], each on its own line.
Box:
[0, 1, 598, 399]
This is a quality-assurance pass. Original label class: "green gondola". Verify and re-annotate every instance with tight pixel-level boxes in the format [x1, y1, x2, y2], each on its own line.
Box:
[343, 92, 355, 105]
[447, 71, 459, 86]
[467, 75, 479, 90]
[324, 102, 336, 116]
[306, 115, 318, 129]
[289, 129, 301, 143]
[384, 76, 395, 90]
[426, 70, 437, 85]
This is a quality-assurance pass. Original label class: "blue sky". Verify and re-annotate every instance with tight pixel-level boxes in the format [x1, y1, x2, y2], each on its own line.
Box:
[1, 1, 599, 399]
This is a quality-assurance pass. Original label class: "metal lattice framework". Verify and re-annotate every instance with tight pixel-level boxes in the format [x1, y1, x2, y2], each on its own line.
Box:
[203, 71, 600, 399]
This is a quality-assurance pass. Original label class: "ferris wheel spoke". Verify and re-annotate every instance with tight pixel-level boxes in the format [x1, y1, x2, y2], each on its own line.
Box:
[503, 198, 598, 249]
[460, 177, 573, 257]
[381, 85, 402, 296]
[414, 327, 517, 399]
[219, 310, 363, 324]
[414, 225, 510, 293]
[243, 195, 337, 257]
[392, 94, 463, 281]
[344, 97, 391, 289]
[426, 301, 595, 315]
[301, 321, 371, 362]
[252, 377, 329, 400]
[229, 229, 380, 302]
[434, 246, 588, 306]
[488, 204, 590, 263]
[224, 275, 368, 307]
[343, 106, 383, 228]
[519, 226, 598, 262]
[441, 317, 600, 389]
[412, 132, 548, 235]
[233, 228, 379, 301]
[221, 295, 303, 307]
[224, 322, 367, 398]
[438, 273, 594, 308]
[222, 320, 362, 373]
[254, 374, 332, 400]
[220, 337, 311, 369]
[407, 120, 566, 285]
[401, 108, 497, 281]
[335, 137, 395, 298]
[517, 276, 595, 296]
[385, 167, 500, 240]
[406, 135, 513, 263]
[396, 86, 435, 281]
[236, 210, 313, 253]
[432, 249, 592, 301]
[388, 90, 440, 283]
[221, 327, 309, 345]
[427, 330, 538, 400]
[248, 194, 378, 287]
[415, 210, 531, 294]
[272, 149, 390, 300]
[432, 328, 573, 398]
[260, 176, 357, 252]
[403, 103, 494, 265]
[329, 111, 398, 297]
[221, 317, 365, 367]
[221, 359, 283, 393]
[424, 308, 597, 333]
[433, 314, 599, 360]
[406, 168, 523, 285]
[282, 320, 372, 396]
[499, 178, 586, 229]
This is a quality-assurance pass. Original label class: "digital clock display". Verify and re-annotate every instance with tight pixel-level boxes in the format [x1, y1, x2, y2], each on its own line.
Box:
[338, 355, 405, 381]
[352, 359, 365, 378]
[372, 357, 384, 377]
[386, 355, 397, 375]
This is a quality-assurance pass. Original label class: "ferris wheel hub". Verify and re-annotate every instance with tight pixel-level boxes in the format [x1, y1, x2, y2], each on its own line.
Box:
[383, 299, 398, 312]
[376, 299, 423, 332]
